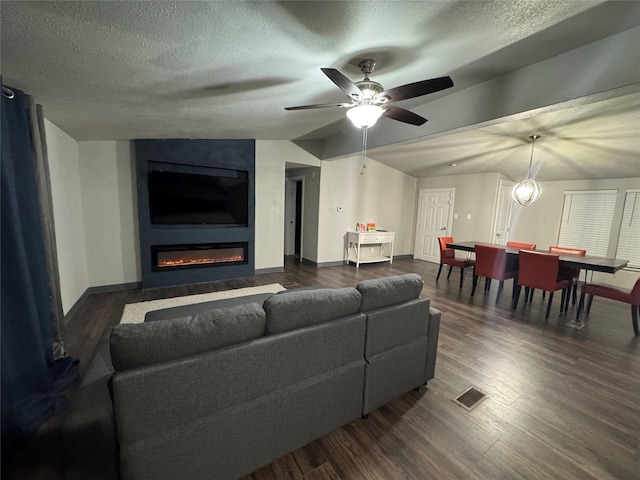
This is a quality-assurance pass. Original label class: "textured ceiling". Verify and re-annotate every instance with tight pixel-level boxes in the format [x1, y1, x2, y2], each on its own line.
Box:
[1, 0, 639, 181]
[367, 91, 640, 181]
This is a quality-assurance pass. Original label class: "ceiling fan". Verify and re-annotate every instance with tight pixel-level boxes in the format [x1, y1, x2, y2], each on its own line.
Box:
[285, 59, 453, 128]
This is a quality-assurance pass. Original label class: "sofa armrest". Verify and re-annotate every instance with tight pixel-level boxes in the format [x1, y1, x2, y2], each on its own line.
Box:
[63, 375, 119, 480]
[425, 307, 441, 382]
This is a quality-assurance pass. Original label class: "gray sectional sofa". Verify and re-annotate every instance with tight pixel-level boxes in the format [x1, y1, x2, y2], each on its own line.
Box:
[63, 273, 441, 480]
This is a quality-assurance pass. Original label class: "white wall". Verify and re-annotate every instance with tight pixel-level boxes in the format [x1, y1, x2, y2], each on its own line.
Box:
[45, 120, 89, 314]
[416, 172, 506, 244]
[45, 129, 140, 313]
[77, 141, 139, 287]
[254, 140, 321, 270]
[317, 156, 417, 263]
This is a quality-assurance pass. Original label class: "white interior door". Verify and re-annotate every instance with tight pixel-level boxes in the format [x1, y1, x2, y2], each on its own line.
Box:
[492, 180, 516, 245]
[414, 188, 454, 263]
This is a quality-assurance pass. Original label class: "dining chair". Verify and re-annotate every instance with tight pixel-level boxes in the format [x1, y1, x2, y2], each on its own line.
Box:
[506, 241, 537, 250]
[549, 246, 586, 306]
[504, 242, 537, 302]
[436, 237, 475, 288]
[513, 250, 571, 319]
[576, 277, 640, 336]
[471, 244, 518, 304]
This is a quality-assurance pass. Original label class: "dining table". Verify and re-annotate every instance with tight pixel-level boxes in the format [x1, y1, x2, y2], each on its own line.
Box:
[445, 241, 629, 275]
[446, 240, 630, 329]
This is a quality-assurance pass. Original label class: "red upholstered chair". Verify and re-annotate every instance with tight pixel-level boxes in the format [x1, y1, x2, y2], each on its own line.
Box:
[437, 237, 475, 288]
[549, 246, 586, 305]
[506, 241, 537, 250]
[576, 277, 640, 336]
[471, 244, 518, 304]
[513, 250, 571, 319]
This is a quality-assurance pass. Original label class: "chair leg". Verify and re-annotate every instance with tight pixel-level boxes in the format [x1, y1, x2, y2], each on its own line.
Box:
[571, 283, 578, 306]
[632, 305, 639, 336]
[564, 288, 570, 313]
[542, 291, 546, 300]
[471, 274, 478, 297]
[545, 292, 554, 319]
[524, 287, 530, 304]
[512, 284, 521, 309]
[436, 264, 444, 281]
[459, 267, 465, 289]
[560, 288, 566, 312]
[447, 265, 453, 279]
[496, 280, 504, 304]
[528, 288, 535, 302]
[485, 278, 491, 292]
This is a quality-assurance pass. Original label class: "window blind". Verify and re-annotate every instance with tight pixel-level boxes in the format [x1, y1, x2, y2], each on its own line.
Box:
[616, 190, 640, 270]
[557, 190, 617, 257]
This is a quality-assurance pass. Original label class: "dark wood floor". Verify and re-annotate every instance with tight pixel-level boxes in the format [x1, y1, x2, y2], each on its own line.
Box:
[8, 258, 640, 479]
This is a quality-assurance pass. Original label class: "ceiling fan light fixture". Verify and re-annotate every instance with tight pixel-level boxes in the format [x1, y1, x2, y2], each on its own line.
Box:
[347, 105, 384, 128]
[512, 134, 543, 206]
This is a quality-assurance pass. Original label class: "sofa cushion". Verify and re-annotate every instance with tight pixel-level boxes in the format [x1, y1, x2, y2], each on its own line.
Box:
[264, 287, 362, 334]
[110, 303, 266, 371]
[364, 299, 431, 356]
[357, 273, 424, 311]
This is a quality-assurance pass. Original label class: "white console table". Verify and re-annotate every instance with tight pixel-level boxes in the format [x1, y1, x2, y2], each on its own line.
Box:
[346, 231, 395, 268]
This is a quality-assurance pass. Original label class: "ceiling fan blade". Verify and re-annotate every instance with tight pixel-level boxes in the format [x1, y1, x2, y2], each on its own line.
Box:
[285, 102, 352, 110]
[380, 76, 453, 102]
[321, 68, 362, 98]
[383, 105, 428, 126]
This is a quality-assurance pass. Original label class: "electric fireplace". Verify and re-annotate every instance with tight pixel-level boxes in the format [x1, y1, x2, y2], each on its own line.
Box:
[151, 243, 248, 272]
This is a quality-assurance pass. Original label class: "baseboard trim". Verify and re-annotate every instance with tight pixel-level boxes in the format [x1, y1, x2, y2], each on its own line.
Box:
[318, 255, 414, 268]
[255, 266, 285, 274]
[63, 281, 142, 328]
[301, 258, 344, 268]
[89, 281, 142, 294]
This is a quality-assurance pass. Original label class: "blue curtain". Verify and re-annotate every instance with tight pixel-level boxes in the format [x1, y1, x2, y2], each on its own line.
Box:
[1, 86, 78, 461]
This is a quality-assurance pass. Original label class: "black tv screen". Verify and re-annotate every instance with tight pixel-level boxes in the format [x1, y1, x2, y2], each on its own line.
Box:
[148, 170, 249, 226]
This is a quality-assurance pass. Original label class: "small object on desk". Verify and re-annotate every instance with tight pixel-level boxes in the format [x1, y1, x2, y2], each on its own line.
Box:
[367, 223, 376, 231]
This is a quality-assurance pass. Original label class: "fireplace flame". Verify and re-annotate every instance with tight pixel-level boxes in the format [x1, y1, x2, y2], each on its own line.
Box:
[158, 255, 244, 268]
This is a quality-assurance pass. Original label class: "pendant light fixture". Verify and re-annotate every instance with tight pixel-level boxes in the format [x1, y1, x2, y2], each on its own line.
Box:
[512, 134, 543, 206]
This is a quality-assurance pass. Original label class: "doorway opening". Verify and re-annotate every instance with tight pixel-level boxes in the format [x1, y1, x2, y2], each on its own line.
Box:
[285, 176, 304, 260]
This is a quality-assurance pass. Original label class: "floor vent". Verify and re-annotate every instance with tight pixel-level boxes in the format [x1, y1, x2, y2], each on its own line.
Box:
[452, 387, 487, 411]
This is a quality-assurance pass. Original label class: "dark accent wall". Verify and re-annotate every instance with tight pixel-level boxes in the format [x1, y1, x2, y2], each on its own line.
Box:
[135, 139, 255, 288]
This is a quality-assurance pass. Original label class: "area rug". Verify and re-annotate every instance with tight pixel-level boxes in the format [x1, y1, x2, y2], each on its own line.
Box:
[119, 283, 285, 324]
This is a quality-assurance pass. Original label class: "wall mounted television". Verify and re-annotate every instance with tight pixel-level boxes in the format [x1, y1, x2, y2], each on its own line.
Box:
[148, 169, 249, 226]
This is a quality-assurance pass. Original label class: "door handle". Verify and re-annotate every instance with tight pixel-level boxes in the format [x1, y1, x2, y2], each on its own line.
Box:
[496, 233, 502, 237]
[440, 227, 447, 231]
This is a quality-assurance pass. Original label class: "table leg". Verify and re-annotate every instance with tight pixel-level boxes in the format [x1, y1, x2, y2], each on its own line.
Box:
[566, 268, 591, 330]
